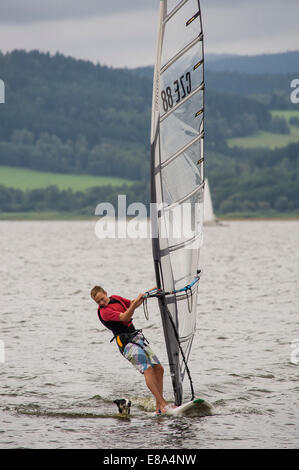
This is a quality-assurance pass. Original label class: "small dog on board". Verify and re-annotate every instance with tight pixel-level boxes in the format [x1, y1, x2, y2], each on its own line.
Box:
[114, 399, 131, 416]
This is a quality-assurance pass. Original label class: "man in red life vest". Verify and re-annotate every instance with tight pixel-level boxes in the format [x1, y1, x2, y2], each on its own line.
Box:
[90, 285, 170, 414]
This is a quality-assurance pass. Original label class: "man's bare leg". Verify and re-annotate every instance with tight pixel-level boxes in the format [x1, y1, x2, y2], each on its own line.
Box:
[153, 364, 164, 398]
[144, 365, 168, 413]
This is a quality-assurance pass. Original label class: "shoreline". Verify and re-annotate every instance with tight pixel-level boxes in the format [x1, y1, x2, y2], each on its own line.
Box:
[0, 212, 299, 222]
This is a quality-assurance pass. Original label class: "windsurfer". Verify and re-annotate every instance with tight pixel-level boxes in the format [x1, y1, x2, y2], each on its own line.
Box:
[90, 285, 171, 414]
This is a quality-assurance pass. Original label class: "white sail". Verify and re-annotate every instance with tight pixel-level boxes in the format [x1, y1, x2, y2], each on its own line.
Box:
[150, 0, 205, 406]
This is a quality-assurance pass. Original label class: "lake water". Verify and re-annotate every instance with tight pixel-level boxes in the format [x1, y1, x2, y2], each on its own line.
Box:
[0, 220, 298, 449]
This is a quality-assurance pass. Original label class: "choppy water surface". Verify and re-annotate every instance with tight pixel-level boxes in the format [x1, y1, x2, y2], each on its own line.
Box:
[0, 220, 298, 449]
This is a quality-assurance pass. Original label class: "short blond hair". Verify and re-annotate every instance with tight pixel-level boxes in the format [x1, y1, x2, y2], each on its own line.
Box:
[90, 286, 106, 298]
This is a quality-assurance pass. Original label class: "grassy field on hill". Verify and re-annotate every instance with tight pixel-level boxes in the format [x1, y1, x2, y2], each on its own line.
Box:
[228, 110, 299, 149]
[0, 166, 134, 191]
[271, 110, 299, 120]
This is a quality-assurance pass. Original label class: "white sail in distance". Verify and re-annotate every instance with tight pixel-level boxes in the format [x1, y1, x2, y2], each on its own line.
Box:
[204, 178, 217, 224]
[150, 0, 205, 406]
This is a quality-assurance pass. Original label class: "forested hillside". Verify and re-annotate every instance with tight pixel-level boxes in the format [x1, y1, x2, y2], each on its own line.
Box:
[0, 50, 151, 181]
[0, 50, 298, 217]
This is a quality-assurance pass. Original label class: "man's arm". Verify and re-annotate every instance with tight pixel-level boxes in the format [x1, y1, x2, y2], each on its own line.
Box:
[119, 294, 144, 322]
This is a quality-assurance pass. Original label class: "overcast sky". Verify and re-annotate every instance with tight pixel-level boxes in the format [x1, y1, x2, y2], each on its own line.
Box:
[0, 0, 298, 68]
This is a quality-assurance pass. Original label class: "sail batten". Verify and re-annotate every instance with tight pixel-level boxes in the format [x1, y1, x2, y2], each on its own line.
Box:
[163, 181, 204, 210]
[160, 34, 203, 74]
[160, 132, 204, 170]
[164, 0, 189, 23]
[151, 0, 205, 406]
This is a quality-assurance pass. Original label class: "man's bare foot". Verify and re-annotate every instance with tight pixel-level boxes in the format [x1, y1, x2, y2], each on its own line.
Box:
[159, 403, 176, 414]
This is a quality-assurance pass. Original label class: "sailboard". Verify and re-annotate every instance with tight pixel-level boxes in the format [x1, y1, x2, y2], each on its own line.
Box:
[150, 0, 211, 413]
[166, 398, 212, 416]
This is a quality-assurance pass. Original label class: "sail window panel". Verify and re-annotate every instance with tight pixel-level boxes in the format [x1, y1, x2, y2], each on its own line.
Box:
[176, 299, 197, 343]
[169, 245, 201, 292]
[160, 89, 203, 162]
[171, 248, 194, 289]
[161, 196, 203, 258]
[158, 200, 201, 273]
[158, 198, 202, 263]
[161, 141, 203, 206]
[160, 207, 197, 252]
[162, 0, 201, 68]
[178, 224, 202, 273]
[160, 249, 175, 292]
[167, 194, 202, 280]
[179, 336, 194, 378]
[167, 0, 185, 15]
[160, 41, 203, 118]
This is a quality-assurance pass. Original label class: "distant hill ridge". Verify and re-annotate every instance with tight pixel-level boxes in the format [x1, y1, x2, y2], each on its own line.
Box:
[205, 50, 299, 74]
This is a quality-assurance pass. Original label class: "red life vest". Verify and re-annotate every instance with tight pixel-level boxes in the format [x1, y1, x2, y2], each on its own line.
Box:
[97, 295, 136, 337]
[98, 295, 148, 353]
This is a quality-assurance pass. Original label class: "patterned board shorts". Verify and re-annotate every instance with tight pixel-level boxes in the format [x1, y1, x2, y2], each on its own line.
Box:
[121, 332, 161, 374]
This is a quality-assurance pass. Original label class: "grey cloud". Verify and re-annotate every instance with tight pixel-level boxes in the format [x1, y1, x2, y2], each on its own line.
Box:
[0, 0, 159, 25]
[201, 0, 299, 54]
[1, 0, 299, 26]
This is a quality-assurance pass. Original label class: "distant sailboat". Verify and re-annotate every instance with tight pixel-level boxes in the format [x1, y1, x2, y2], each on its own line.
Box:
[204, 179, 219, 225]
